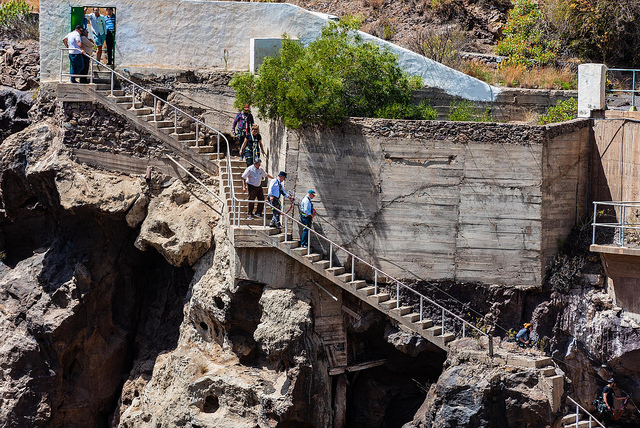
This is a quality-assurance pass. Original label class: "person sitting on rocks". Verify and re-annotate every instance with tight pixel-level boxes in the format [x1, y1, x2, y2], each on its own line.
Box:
[516, 323, 532, 348]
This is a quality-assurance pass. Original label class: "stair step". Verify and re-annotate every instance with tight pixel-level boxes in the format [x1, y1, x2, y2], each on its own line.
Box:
[313, 260, 330, 269]
[562, 414, 585, 425]
[441, 332, 455, 344]
[193, 146, 218, 154]
[390, 306, 412, 316]
[357, 286, 376, 296]
[102, 89, 125, 96]
[335, 273, 353, 282]
[132, 107, 152, 115]
[149, 120, 174, 128]
[379, 299, 399, 310]
[325, 267, 344, 276]
[402, 312, 421, 323]
[170, 132, 196, 141]
[348, 280, 367, 289]
[415, 319, 433, 329]
[370, 292, 389, 303]
[425, 326, 446, 337]
[291, 247, 309, 256]
[564, 421, 599, 428]
[541, 367, 556, 377]
[303, 253, 322, 262]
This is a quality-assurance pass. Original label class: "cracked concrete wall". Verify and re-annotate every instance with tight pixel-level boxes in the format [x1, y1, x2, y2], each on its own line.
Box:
[267, 118, 591, 288]
[40, 0, 500, 101]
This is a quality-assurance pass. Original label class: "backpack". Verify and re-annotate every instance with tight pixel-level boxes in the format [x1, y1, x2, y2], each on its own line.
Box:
[592, 396, 608, 414]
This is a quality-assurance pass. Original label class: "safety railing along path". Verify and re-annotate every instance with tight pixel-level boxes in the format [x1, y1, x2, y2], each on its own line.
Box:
[592, 201, 640, 248]
[561, 397, 605, 428]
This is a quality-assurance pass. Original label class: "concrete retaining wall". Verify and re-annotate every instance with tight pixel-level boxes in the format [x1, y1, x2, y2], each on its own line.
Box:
[40, 0, 500, 101]
[265, 118, 591, 288]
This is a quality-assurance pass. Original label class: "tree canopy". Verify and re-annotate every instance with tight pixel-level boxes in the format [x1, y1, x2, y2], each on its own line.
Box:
[230, 22, 425, 129]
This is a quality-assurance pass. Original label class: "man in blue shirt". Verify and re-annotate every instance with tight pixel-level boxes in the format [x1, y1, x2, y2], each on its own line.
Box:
[104, 7, 116, 66]
[300, 190, 316, 247]
[516, 323, 532, 348]
[267, 171, 294, 229]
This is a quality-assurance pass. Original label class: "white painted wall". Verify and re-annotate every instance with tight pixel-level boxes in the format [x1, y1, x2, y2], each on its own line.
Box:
[41, 0, 501, 101]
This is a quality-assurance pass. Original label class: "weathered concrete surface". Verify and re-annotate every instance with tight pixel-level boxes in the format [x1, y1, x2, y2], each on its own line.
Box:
[266, 118, 591, 288]
[578, 64, 606, 118]
[39, 0, 501, 101]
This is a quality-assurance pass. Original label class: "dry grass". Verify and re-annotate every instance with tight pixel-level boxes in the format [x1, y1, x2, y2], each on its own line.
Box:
[362, 0, 385, 10]
[460, 60, 577, 90]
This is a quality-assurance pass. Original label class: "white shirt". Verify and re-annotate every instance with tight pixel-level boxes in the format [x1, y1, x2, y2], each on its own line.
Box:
[241, 165, 268, 187]
[267, 178, 290, 199]
[86, 13, 107, 36]
[65, 30, 82, 54]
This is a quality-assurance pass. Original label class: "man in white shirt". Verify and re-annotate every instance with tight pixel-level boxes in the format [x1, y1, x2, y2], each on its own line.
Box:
[241, 158, 273, 219]
[85, 7, 107, 62]
[62, 25, 85, 83]
[267, 171, 294, 228]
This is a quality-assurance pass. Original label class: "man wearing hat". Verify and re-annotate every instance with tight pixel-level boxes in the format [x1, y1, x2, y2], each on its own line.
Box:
[267, 171, 294, 229]
[602, 377, 627, 419]
[241, 158, 272, 219]
[516, 323, 532, 348]
[299, 190, 316, 248]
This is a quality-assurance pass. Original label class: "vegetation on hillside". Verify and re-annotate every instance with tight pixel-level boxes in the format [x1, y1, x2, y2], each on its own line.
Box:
[230, 21, 433, 128]
[0, 0, 37, 39]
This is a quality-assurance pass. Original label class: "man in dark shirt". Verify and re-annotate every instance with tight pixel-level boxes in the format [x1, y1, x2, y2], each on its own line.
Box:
[516, 323, 532, 348]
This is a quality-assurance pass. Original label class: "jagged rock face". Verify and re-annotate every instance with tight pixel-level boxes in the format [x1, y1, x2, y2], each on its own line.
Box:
[409, 342, 553, 428]
[0, 86, 33, 142]
[0, 120, 193, 427]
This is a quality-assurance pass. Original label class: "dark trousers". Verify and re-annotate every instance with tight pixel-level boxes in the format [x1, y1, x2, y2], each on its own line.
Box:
[79, 57, 90, 83]
[300, 215, 312, 246]
[269, 197, 282, 227]
[247, 184, 264, 216]
[69, 54, 84, 83]
[105, 30, 114, 65]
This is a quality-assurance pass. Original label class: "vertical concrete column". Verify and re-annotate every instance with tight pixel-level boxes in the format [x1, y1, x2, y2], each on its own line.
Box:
[578, 64, 606, 118]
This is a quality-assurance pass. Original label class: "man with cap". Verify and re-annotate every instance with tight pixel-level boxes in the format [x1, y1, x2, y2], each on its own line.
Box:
[62, 25, 86, 83]
[516, 323, 532, 348]
[267, 171, 294, 229]
[299, 190, 316, 248]
[602, 378, 627, 420]
[241, 158, 273, 219]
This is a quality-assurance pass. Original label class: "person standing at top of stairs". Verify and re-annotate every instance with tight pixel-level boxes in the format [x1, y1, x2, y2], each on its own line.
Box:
[241, 158, 273, 219]
[300, 190, 316, 248]
[85, 7, 107, 63]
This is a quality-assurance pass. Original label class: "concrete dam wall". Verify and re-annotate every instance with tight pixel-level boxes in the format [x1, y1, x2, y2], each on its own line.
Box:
[265, 118, 591, 289]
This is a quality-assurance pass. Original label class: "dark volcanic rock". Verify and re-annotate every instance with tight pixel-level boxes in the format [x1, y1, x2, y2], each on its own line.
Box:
[0, 86, 32, 142]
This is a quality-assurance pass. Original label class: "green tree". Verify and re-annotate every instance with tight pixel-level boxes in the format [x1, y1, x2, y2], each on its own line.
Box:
[230, 22, 425, 129]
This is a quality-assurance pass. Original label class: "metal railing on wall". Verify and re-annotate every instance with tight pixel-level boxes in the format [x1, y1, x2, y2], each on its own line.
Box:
[566, 397, 606, 428]
[59, 51, 494, 355]
[606, 68, 640, 111]
[592, 201, 640, 247]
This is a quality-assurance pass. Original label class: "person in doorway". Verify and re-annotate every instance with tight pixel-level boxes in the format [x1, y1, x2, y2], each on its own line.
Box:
[85, 7, 107, 63]
[79, 29, 95, 83]
[241, 158, 273, 219]
[240, 124, 266, 166]
[104, 7, 116, 66]
[300, 190, 316, 248]
[62, 25, 85, 83]
[232, 104, 254, 152]
[267, 171, 294, 229]
[516, 323, 532, 348]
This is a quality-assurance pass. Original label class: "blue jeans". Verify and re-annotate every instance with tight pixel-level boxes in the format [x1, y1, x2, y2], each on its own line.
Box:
[69, 53, 84, 83]
[300, 215, 312, 247]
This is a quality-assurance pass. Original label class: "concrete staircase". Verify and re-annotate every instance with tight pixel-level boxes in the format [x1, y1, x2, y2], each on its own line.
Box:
[220, 159, 457, 351]
[561, 397, 605, 428]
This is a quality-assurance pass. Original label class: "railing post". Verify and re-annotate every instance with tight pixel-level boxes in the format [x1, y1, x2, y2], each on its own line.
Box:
[419, 297, 423, 322]
[195, 122, 199, 147]
[59, 50, 63, 83]
[374, 270, 378, 294]
[351, 257, 355, 282]
[441, 308, 445, 336]
[575, 404, 579, 426]
[632, 70, 637, 111]
[110, 70, 114, 96]
[174, 109, 178, 134]
[396, 282, 400, 309]
[621, 204, 626, 246]
[89, 58, 94, 84]
[462, 321, 466, 337]
[131, 86, 135, 109]
[592, 202, 597, 245]
[307, 230, 311, 256]
[217, 133, 220, 159]
[153, 98, 157, 122]
[488, 334, 494, 357]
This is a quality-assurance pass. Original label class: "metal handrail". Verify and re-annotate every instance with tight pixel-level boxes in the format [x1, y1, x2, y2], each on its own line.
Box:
[567, 396, 606, 428]
[252, 196, 493, 353]
[592, 201, 640, 246]
[60, 51, 492, 354]
[606, 68, 640, 110]
[59, 49, 237, 211]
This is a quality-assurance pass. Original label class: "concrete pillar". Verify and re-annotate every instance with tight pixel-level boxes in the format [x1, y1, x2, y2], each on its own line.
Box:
[332, 374, 347, 428]
[578, 64, 606, 118]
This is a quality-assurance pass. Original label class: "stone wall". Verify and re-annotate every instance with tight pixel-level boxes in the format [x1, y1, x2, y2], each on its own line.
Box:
[40, 0, 500, 101]
[61, 101, 165, 158]
[265, 118, 591, 288]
